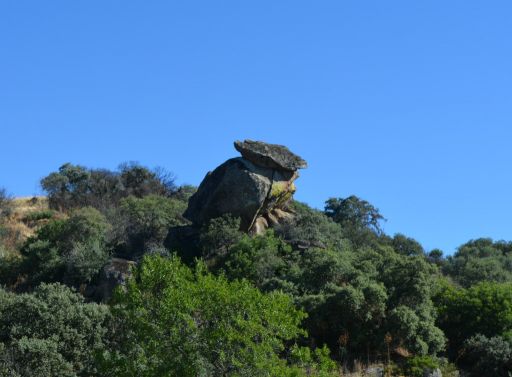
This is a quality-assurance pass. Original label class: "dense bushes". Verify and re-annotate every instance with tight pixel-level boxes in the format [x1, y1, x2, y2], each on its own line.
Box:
[6, 162, 512, 375]
[100, 255, 312, 377]
[112, 195, 188, 258]
[460, 334, 512, 377]
[434, 280, 512, 356]
[207, 228, 444, 363]
[41, 163, 176, 212]
[0, 283, 110, 377]
[324, 195, 384, 247]
[20, 207, 111, 287]
[275, 201, 345, 250]
[443, 238, 512, 287]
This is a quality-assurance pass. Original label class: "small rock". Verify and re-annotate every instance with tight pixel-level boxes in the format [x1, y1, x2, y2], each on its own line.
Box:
[365, 366, 384, 377]
[252, 217, 269, 235]
[424, 368, 442, 377]
[94, 258, 136, 302]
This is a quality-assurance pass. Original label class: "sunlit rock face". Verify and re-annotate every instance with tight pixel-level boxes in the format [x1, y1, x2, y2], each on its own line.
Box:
[184, 140, 307, 234]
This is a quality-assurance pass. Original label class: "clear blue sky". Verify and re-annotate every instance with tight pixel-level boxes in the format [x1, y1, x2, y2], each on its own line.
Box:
[1, 1, 511, 254]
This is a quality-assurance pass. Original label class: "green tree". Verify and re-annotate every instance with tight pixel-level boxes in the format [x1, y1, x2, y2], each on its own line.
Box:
[443, 238, 512, 287]
[275, 201, 345, 251]
[41, 163, 177, 212]
[20, 207, 111, 287]
[113, 195, 187, 258]
[389, 233, 425, 257]
[219, 231, 444, 361]
[324, 196, 385, 247]
[460, 334, 512, 377]
[119, 163, 175, 198]
[199, 214, 243, 261]
[0, 283, 110, 377]
[367, 246, 445, 356]
[101, 255, 307, 377]
[404, 355, 440, 377]
[427, 249, 444, 267]
[221, 230, 293, 289]
[434, 279, 512, 357]
[41, 163, 90, 211]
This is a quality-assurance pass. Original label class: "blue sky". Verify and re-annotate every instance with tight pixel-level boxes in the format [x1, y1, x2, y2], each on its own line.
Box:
[1, 1, 511, 254]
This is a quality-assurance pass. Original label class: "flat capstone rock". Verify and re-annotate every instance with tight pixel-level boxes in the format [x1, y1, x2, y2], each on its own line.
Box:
[234, 140, 307, 171]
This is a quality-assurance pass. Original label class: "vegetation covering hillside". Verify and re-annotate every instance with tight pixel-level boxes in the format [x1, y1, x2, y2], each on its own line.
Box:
[1, 163, 512, 376]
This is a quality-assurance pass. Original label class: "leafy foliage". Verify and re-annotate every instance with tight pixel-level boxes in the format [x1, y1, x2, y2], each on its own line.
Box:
[20, 207, 111, 287]
[460, 334, 512, 377]
[275, 201, 345, 251]
[101, 255, 307, 377]
[434, 280, 512, 356]
[41, 163, 176, 212]
[216, 230, 444, 362]
[22, 210, 55, 224]
[8, 163, 512, 375]
[0, 283, 110, 377]
[112, 195, 187, 258]
[199, 214, 243, 260]
[324, 195, 385, 246]
[404, 355, 439, 377]
[288, 344, 339, 376]
[443, 238, 512, 287]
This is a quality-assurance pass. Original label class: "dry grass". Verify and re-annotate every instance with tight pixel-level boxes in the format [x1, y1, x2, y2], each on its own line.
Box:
[1, 197, 56, 253]
[12, 196, 49, 216]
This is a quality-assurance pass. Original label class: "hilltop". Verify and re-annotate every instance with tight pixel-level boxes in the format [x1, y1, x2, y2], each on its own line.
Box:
[1, 142, 512, 376]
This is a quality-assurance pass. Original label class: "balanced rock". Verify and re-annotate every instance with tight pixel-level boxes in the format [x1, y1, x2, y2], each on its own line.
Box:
[234, 140, 307, 171]
[184, 140, 306, 233]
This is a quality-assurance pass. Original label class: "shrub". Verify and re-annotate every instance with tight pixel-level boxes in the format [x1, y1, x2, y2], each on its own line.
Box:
[100, 255, 307, 377]
[20, 207, 111, 287]
[443, 238, 512, 287]
[434, 280, 512, 356]
[404, 355, 439, 377]
[324, 195, 385, 247]
[22, 210, 55, 224]
[275, 201, 345, 251]
[289, 344, 338, 376]
[0, 188, 13, 219]
[113, 195, 187, 258]
[41, 163, 177, 212]
[199, 214, 242, 260]
[461, 334, 512, 377]
[0, 283, 110, 376]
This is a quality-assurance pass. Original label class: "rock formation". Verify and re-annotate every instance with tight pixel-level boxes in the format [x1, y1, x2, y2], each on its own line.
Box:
[184, 140, 307, 234]
[87, 257, 136, 302]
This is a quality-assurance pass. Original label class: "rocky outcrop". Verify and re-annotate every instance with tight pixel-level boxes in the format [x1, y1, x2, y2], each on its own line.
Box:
[91, 258, 136, 302]
[184, 140, 306, 234]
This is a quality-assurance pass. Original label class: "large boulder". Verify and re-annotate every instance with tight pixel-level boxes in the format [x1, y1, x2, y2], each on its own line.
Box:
[184, 140, 306, 233]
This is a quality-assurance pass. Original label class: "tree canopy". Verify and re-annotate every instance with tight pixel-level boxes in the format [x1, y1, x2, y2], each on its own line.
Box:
[2, 161, 511, 376]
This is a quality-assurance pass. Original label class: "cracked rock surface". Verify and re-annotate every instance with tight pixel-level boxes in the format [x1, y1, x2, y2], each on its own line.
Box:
[234, 139, 307, 171]
[184, 140, 306, 233]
